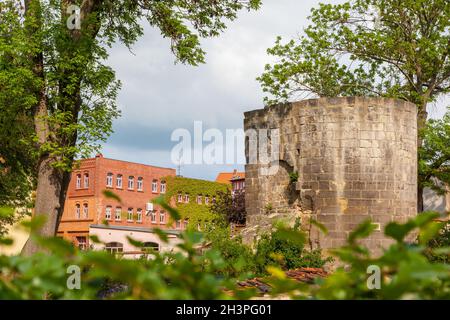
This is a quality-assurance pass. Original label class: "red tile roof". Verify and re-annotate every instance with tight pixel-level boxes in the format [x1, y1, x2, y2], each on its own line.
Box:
[215, 170, 245, 184]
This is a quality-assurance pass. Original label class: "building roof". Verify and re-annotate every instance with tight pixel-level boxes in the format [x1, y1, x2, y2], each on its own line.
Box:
[215, 169, 245, 184]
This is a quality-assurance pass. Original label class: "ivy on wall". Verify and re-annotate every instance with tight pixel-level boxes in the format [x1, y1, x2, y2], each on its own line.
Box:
[162, 176, 230, 229]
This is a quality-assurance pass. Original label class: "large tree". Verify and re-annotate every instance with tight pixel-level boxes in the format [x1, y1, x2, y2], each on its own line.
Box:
[258, 0, 450, 211]
[0, 0, 261, 255]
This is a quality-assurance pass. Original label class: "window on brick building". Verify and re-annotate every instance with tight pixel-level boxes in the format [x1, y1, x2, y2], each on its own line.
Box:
[116, 174, 122, 188]
[83, 203, 88, 218]
[105, 242, 123, 254]
[128, 176, 134, 190]
[197, 195, 202, 204]
[115, 207, 121, 221]
[212, 196, 216, 204]
[159, 211, 166, 224]
[205, 196, 209, 205]
[184, 220, 188, 229]
[160, 181, 166, 194]
[105, 206, 112, 220]
[75, 204, 81, 219]
[127, 208, 133, 222]
[106, 173, 113, 187]
[152, 180, 158, 193]
[76, 237, 87, 251]
[137, 209, 142, 223]
[150, 211, 156, 223]
[76, 174, 81, 189]
[175, 220, 181, 229]
[137, 177, 143, 191]
[143, 242, 159, 252]
[177, 193, 183, 203]
[83, 173, 89, 188]
[184, 194, 190, 203]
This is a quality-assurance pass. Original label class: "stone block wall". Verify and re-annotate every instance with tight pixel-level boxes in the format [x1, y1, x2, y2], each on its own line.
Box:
[243, 97, 417, 253]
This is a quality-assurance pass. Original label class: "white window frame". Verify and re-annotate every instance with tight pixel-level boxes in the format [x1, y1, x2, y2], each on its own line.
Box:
[76, 174, 81, 189]
[127, 208, 133, 222]
[75, 204, 81, 219]
[83, 173, 89, 188]
[197, 195, 202, 204]
[116, 175, 123, 188]
[128, 176, 134, 190]
[160, 181, 166, 194]
[150, 211, 156, 223]
[105, 242, 123, 254]
[152, 180, 158, 193]
[184, 194, 189, 203]
[83, 203, 88, 219]
[176, 220, 181, 229]
[177, 194, 183, 203]
[115, 207, 122, 221]
[137, 177, 143, 191]
[106, 173, 113, 187]
[137, 209, 142, 223]
[159, 211, 166, 224]
[105, 206, 112, 220]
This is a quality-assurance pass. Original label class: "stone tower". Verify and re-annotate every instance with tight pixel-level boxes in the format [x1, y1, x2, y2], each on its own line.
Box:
[244, 97, 417, 253]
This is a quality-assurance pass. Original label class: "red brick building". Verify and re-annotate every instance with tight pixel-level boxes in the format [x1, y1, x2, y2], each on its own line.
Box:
[215, 169, 245, 195]
[57, 154, 178, 249]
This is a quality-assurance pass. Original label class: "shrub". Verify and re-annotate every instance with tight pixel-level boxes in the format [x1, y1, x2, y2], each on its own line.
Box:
[254, 225, 329, 275]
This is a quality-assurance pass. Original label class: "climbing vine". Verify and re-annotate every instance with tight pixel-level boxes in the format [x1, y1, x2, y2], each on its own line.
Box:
[163, 176, 230, 229]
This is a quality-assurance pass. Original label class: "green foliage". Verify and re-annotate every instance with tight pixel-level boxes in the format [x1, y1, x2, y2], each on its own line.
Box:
[0, 200, 257, 300]
[163, 176, 229, 229]
[210, 190, 246, 225]
[419, 108, 450, 196]
[203, 226, 255, 278]
[258, 0, 450, 108]
[289, 171, 299, 184]
[0, 1, 36, 227]
[3, 204, 450, 299]
[425, 220, 450, 264]
[254, 223, 329, 275]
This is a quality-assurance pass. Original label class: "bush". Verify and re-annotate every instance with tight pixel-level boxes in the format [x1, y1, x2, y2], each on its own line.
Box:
[425, 219, 450, 264]
[254, 225, 330, 275]
[204, 226, 255, 278]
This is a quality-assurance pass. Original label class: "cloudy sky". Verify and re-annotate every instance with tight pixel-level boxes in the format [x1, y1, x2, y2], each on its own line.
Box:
[102, 0, 449, 181]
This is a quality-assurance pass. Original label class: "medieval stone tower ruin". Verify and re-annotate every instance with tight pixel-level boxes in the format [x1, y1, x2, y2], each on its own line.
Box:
[244, 97, 417, 253]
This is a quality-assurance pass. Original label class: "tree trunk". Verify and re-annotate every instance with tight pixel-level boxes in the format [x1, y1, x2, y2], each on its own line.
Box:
[21, 155, 66, 256]
[417, 105, 428, 213]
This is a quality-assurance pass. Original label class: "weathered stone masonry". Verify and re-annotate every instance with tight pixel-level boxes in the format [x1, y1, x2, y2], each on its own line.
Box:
[244, 97, 417, 253]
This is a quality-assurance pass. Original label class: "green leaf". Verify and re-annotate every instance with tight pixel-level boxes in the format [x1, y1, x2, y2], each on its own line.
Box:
[348, 220, 375, 244]
[152, 196, 181, 221]
[102, 190, 122, 203]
